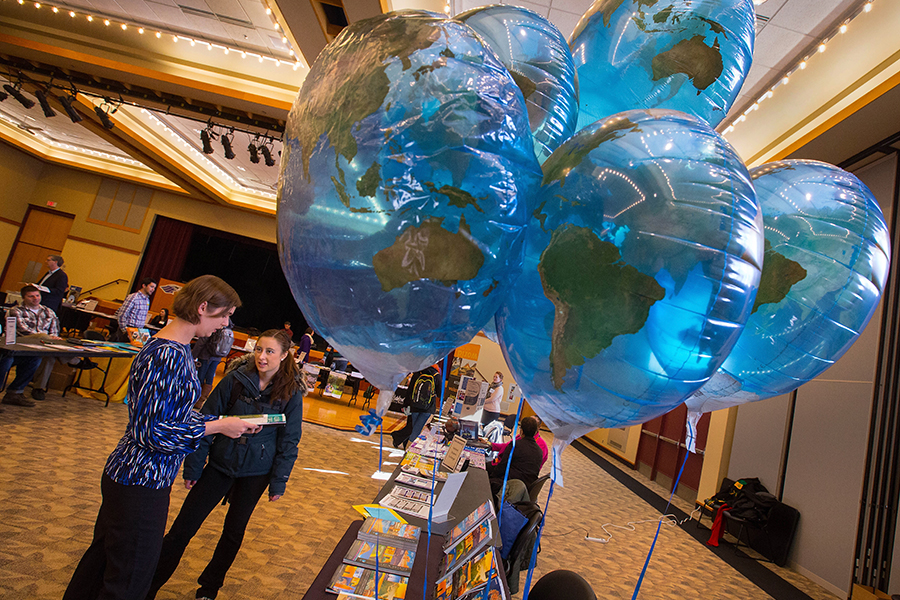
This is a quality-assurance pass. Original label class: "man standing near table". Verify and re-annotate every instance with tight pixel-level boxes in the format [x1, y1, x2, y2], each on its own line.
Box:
[113, 277, 157, 341]
[34, 254, 68, 313]
[1, 285, 60, 408]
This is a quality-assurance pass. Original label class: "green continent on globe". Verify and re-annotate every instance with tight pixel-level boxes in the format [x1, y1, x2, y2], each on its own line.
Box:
[542, 118, 642, 187]
[751, 239, 807, 314]
[292, 13, 442, 181]
[357, 161, 382, 197]
[372, 218, 486, 292]
[539, 224, 666, 390]
[651, 35, 723, 90]
[423, 182, 485, 213]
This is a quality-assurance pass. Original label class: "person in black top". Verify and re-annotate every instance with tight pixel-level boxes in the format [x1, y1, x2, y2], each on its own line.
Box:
[487, 416, 543, 499]
[35, 254, 68, 313]
[390, 364, 440, 449]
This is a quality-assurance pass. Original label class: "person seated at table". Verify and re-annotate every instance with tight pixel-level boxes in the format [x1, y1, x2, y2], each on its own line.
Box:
[113, 277, 157, 341]
[390, 364, 440, 450]
[486, 416, 543, 501]
[296, 327, 314, 365]
[1, 285, 60, 408]
[148, 308, 170, 329]
[481, 416, 549, 469]
[144, 329, 305, 600]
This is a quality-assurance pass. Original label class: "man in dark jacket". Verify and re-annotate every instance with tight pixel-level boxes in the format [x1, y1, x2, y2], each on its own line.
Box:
[35, 254, 68, 313]
[487, 416, 543, 499]
[390, 364, 440, 449]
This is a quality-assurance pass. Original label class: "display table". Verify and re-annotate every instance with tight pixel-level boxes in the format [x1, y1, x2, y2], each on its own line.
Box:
[302, 464, 506, 599]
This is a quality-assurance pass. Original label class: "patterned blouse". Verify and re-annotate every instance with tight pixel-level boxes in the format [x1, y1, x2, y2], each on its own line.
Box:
[105, 337, 216, 489]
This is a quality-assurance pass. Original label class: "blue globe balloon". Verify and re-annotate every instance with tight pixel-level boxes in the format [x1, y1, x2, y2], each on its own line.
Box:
[570, 0, 755, 130]
[686, 160, 891, 414]
[496, 109, 763, 442]
[278, 10, 542, 394]
[456, 5, 579, 163]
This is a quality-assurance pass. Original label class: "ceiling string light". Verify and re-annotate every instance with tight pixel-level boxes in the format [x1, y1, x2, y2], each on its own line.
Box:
[722, 0, 878, 137]
[9, 0, 305, 71]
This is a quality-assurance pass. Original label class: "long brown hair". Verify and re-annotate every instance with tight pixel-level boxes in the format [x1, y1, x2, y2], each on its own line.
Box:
[255, 329, 302, 404]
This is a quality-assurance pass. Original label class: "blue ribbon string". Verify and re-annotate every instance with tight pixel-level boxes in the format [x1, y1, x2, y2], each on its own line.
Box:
[497, 396, 525, 531]
[522, 460, 556, 600]
[630, 450, 690, 600]
[423, 444, 437, 600]
[378, 419, 383, 472]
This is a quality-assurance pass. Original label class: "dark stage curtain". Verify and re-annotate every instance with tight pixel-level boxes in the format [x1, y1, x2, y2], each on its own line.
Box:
[135, 216, 194, 291]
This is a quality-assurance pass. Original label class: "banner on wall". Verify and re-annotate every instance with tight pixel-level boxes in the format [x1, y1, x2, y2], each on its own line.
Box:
[452, 375, 489, 419]
[445, 342, 481, 406]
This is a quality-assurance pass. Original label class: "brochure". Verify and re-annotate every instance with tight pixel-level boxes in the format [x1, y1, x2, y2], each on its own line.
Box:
[434, 546, 499, 600]
[394, 472, 436, 490]
[343, 538, 416, 576]
[440, 518, 493, 581]
[443, 500, 496, 550]
[328, 564, 408, 600]
[390, 485, 434, 503]
[357, 517, 420, 549]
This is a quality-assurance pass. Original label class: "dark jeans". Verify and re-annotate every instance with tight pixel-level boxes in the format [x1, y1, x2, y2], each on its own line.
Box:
[64, 472, 171, 600]
[196, 358, 222, 386]
[0, 355, 43, 392]
[391, 411, 432, 447]
[481, 409, 501, 426]
[145, 467, 269, 600]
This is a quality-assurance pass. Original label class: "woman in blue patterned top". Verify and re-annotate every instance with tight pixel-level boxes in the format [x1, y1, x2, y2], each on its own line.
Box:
[64, 275, 259, 600]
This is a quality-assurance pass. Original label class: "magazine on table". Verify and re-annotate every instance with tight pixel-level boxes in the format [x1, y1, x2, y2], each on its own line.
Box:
[443, 500, 495, 550]
[390, 484, 434, 503]
[440, 517, 493, 581]
[379, 494, 433, 520]
[343, 538, 416, 576]
[357, 517, 420, 549]
[328, 564, 408, 600]
[434, 546, 500, 600]
[394, 472, 437, 490]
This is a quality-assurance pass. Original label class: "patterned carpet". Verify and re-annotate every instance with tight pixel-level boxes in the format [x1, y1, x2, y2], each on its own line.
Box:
[0, 389, 841, 600]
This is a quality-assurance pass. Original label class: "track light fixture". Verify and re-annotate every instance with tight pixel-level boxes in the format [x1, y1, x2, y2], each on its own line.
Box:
[93, 99, 116, 130]
[260, 141, 275, 167]
[200, 126, 215, 154]
[221, 129, 235, 160]
[35, 89, 56, 118]
[3, 83, 35, 109]
[248, 139, 260, 164]
[59, 93, 83, 123]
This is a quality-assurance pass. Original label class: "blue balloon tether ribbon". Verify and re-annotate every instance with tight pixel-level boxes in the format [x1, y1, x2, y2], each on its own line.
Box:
[630, 450, 690, 600]
[497, 396, 525, 531]
[355, 408, 381, 436]
[424, 448, 438, 600]
[522, 454, 557, 600]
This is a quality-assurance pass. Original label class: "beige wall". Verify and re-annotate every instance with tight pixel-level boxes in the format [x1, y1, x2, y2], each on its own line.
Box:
[0, 142, 277, 301]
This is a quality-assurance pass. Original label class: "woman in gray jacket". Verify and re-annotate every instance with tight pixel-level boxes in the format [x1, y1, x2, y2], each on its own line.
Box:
[145, 329, 305, 600]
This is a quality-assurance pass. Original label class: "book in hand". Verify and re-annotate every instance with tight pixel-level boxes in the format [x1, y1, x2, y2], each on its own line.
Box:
[220, 413, 286, 426]
[328, 564, 408, 600]
[443, 500, 495, 550]
[434, 546, 501, 600]
[343, 538, 415, 576]
[357, 517, 420, 549]
[439, 518, 493, 581]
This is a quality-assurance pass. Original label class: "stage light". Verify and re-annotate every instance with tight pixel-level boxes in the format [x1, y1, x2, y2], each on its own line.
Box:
[0, 89, 7, 102]
[200, 129, 214, 154]
[35, 89, 56, 117]
[260, 143, 275, 167]
[248, 141, 260, 164]
[221, 131, 235, 159]
[94, 102, 115, 129]
[59, 94, 83, 123]
[3, 84, 35, 109]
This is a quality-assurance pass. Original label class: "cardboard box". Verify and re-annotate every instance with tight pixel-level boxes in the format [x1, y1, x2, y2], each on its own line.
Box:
[852, 584, 892, 600]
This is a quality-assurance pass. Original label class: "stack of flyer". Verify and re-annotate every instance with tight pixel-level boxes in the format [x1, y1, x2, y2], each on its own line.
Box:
[434, 501, 507, 600]
[399, 453, 448, 481]
[327, 517, 420, 599]
[378, 483, 436, 520]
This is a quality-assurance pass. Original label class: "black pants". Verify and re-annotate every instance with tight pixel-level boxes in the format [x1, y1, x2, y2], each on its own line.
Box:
[64, 472, 171, 600]
[145, 467, 269, 600]
[481, 409, 501, 426]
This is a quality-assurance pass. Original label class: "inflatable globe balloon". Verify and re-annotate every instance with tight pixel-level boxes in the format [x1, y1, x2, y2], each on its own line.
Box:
[686, 160, 891, 414]
[278, 10, 542, 397]
[455, 5, 579, 163]
[570, 0, 755, 130]
[496, 109, 763, 443]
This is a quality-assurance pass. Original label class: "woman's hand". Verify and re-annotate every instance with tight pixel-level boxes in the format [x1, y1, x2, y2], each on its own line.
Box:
[269, 494, 282, 502]
[185, 480, 197, 490]
[205, 417, 260, 438]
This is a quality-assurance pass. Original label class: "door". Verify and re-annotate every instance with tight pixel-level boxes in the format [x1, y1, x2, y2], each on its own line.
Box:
[0, 205, 75, 293]
[636, 404, 710, 501]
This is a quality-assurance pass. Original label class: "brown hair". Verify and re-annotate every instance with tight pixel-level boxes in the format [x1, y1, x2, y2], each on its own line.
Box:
[255, 329, 303, 403]
[21, 284, 40, 296]
[172, 275, 241, 324]
[495, 371, 504, 381]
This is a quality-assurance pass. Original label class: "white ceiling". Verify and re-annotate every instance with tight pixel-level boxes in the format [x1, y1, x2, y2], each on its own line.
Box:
[0, 0, 886, 211]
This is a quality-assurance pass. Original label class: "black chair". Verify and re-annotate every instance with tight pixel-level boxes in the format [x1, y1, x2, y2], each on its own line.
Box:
[723, 500, 800, 567]
[63, 330, 108, 404]
[527, 474, 551, 503]
[528, 569, 597, 600]
[503, 501, 543, 595]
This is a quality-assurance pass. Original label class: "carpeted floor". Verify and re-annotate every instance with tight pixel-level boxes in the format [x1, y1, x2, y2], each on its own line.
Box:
[0, 390, 842, 600]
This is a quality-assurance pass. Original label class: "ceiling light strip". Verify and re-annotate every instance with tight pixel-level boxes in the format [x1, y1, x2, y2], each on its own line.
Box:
[722, 0, 876, 137]
[11, 0, 305, 71]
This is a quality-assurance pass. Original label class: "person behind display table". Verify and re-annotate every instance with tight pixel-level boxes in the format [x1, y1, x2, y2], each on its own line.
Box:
[486, 416, 543, 500]
[63, 275, 259, 600]
[480, 371, 504, 426]
[149, 307, 170, 329]
[146, 329, 305, 600]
